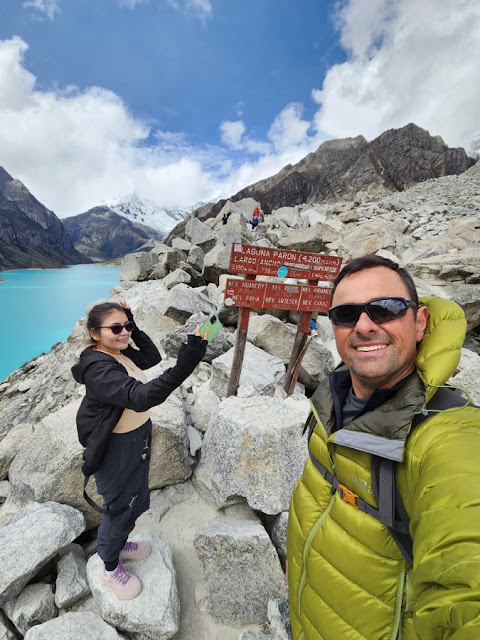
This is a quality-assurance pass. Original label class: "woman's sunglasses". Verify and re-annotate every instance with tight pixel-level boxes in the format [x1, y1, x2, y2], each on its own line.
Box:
[328, 297, 416, 327]
[97, 321, 135, 335]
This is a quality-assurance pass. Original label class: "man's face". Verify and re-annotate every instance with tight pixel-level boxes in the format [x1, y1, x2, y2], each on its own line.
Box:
[331, 266, 429, 398]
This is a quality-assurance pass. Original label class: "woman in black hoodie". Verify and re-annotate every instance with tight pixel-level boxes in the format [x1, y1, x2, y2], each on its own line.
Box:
[72, 300, 206, 600]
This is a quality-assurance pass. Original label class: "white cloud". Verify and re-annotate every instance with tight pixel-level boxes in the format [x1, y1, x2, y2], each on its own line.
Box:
[268, 103, 312, 153]
[119, 0, 149, 8]
[313, 0, 480, 150]
[22, 0, 60, 21]
[0, 37, 222, 214]
[166, 0, 212, 22]
[0, 38, 318, 217]
[220, 120, 246, 149]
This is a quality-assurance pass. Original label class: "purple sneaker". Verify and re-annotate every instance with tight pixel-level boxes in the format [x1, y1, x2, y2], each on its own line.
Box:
[101, 562, 142, 600]
[119, 540, 152, 562]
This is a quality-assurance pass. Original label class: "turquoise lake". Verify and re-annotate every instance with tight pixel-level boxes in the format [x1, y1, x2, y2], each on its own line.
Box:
[0, 264, 121, 382]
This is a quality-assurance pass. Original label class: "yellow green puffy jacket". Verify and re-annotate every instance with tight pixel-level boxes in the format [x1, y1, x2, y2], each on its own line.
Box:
[287, 297, 480, 639]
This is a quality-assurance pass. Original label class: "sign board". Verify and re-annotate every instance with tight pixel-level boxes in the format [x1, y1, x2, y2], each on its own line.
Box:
[228, 243, 342, 281]
[223, 278, 333, 313]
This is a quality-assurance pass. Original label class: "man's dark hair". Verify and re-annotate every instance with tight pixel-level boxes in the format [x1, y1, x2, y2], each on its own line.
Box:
[332, 254, 419, 306]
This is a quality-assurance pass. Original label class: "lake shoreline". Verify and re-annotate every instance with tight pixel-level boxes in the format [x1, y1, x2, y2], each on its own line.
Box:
[0, 264, 121, 381]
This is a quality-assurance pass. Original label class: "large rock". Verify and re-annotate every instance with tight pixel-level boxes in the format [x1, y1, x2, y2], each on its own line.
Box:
[407, 250, 480, 286]
[246, 314, 333, 389]
[5, 401, 102, 528]
[210, 342, 286, 398]
[120, 252, 159, 282]
[2, 584, 57, 636]
[0, 611, 16, 640]
[87, 531, 179, 640]
[334, 218, 412, 260]
[55, 545, 90, 609]
[190, 389, 221, 433]
[0, 502, 85, 606]
[162, 268, 192, 289]
[148, 386, 193, 489]
[185, 218, 215, 253]
[202, 244, 233, 285]
[277, 223, 332, 253]
[187, 245, 205, 272]
[157, 283, 216, 322]
[195, 395, 310, 513]
[194, 517, 287, 625]
[23, 611, 122, 639]
[0, 423, 34, 479]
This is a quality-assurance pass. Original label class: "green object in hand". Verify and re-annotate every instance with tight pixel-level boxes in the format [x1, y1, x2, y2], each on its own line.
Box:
[199, 313, 223, 342]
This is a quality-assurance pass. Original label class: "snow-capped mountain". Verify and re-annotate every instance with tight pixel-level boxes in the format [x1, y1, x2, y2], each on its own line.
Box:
[109, 193, 197, 236]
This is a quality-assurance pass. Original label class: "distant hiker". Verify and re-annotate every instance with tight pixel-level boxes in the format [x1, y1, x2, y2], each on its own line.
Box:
[250, 216, 259, 231]
[222, 211, 231, 225]
[309, 316, 318, 337]
[72, 301, 206, 600]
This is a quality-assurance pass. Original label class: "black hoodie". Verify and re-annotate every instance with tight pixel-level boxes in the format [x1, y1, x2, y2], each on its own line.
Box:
[72, 319, 207, 476]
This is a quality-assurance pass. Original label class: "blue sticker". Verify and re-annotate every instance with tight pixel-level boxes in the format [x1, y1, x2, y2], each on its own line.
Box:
[277, 266, 288, 278]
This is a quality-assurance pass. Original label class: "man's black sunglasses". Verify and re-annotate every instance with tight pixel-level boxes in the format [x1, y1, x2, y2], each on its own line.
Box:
[328, 297, 417, 327]
[97, 321, 135, 335]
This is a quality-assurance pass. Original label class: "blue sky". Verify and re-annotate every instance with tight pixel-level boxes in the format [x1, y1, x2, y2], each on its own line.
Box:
[0, 0, 479, 216]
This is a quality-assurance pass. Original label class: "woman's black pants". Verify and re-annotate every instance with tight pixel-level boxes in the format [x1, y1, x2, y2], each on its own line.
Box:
[94, 419, 152, 570]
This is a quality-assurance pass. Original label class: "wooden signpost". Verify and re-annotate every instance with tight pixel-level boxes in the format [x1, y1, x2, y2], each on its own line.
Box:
[224, 244, 342, 396]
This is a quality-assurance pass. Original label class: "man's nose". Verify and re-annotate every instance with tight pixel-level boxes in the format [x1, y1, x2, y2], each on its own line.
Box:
[354, 310, 378, 331]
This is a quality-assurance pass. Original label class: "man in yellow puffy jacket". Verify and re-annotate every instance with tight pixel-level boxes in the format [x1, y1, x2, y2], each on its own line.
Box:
[287, 254, 480, 639]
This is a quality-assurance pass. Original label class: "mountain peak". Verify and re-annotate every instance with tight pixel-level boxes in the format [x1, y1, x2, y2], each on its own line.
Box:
[108, 192, 189, 235]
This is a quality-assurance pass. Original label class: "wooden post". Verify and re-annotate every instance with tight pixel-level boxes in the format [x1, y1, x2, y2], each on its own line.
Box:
[283, 278, 317, 394]
[226, 307, 250, 397]
[226, 274, 256, 397]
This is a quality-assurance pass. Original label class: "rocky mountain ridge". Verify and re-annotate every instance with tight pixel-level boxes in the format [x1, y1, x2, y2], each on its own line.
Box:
[0, 168, 89, 270]
[0, 128, 479, 639]
[62, 206, 164, 261]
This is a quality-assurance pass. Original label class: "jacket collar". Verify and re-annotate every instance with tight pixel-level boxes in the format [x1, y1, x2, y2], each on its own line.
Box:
[310, 367, 427, 462]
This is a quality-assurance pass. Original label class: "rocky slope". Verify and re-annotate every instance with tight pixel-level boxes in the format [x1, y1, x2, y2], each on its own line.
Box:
[0, 129, 479, 640]
[0, 168, 89, 270]
[166, 123, 475, 245]
[62, 206, 164, 260]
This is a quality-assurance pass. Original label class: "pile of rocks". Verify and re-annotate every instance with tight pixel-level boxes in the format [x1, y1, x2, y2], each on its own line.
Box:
[0, 159, 479, 639]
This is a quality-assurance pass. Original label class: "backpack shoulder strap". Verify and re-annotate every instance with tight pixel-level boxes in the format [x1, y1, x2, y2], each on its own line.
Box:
[307, 386, 468, 566]
[372, 385, 468, 565]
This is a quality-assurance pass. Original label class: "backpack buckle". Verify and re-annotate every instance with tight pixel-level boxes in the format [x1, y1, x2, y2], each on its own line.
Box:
[338, 484, 359, 509]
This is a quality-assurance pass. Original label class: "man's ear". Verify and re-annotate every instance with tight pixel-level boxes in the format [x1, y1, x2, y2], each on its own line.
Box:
[416, 305, 429, 342]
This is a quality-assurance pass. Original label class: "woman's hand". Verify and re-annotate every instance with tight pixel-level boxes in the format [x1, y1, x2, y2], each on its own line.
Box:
[195, 324, 208, 341]
[119, 300, 134, 323]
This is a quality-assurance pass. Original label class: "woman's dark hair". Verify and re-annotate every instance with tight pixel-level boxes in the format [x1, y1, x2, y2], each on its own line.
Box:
[332, 254, 419, 307]
[86, 302, 126, 345]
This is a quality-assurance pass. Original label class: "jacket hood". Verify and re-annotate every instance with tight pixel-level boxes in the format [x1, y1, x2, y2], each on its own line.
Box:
[71, 348, 115, 384]
[416, 296, 466, 399]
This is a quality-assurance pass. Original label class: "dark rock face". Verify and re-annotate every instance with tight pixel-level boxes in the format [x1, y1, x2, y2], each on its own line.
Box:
[197, 123, 476, 222]
[63, 207, 164, 260]
[0, 167, 90, 270]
